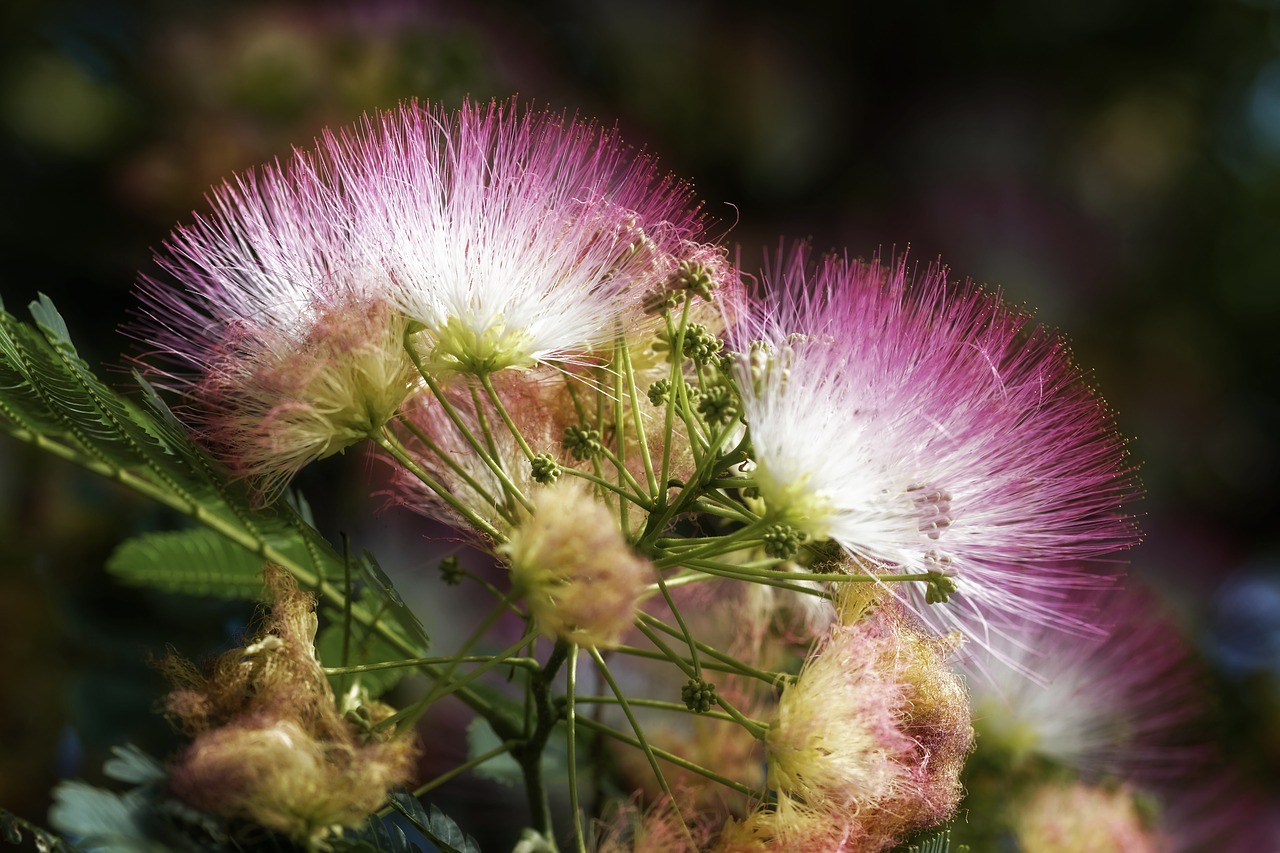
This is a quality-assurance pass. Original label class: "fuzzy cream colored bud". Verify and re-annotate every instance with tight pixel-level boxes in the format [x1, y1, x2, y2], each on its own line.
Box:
[1014, 781, 1166, 853]
[505, 479, 650, 647]
[763, 604, 972, 849]
[765, 618, 912, 809]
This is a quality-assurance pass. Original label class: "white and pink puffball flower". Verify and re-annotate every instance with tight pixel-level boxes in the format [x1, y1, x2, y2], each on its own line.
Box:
[132, 146, 419, 496]
[729, 248, 1139, 655]
[332, 99, 716, 377]
[131, 98, 717, 492]
[963, 583, 1209, 785]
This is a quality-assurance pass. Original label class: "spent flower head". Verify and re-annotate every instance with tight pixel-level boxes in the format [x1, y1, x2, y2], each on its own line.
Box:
[162, 567, 416, 846]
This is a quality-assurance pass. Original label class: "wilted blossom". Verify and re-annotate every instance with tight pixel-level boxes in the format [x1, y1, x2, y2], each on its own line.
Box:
[162, 567, 416, 847]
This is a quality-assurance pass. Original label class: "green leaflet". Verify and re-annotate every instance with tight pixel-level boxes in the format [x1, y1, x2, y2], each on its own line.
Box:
[107, 527, 270, 599]
[0, 294, 428, 662]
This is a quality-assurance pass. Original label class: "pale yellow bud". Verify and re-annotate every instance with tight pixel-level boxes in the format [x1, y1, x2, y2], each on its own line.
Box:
[505, 480, 650, 647]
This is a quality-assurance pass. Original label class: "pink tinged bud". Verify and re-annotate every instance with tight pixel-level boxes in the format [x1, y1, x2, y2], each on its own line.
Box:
[762, 607, 971, 849]
[505, 480, 651, 647]
[1013, 781, 1168, 853]
[730, 246, 1139, 658]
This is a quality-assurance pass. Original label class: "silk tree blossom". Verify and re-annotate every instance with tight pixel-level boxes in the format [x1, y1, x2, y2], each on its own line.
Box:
[729, 247, 1139, 653]
[963, 584, 1209, 784]
[332, 99, 718, 377]
[765, 606, 970, 819]
[132, 98, 721, 493]
[131, 131, 418, 494]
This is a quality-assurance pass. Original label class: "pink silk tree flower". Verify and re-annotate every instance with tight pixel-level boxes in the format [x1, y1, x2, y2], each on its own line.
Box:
[328, 99, 716, 377]
[131, 98, 717, 493]
[132, 150, 419, 497]
[729, 247, 1139, 656]
[963, 583, 1209, 786]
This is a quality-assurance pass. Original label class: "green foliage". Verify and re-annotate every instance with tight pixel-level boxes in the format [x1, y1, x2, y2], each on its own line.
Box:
[107, 528, 271, 599]
[0, 294, 428, 663]
[335, 793, 481, 853]
[382, 794, 480, 853]
[47, 745, 224, 852]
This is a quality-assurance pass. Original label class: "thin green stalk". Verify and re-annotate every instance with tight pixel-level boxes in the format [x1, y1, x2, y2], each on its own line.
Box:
[651, 520, 771, 569]
[588, 646, 674, 802]
[570, 696, 746, 726]
[566, 645, 586, 853]
[397, 415, 511, 525]
[657, 299, 694, 502]
[637, 613, 791, 687]
[323, 655, 541, 676]
[653, 568, 830, 599]
[372, 430, 504, 542]
[573, 716, 760, 800]
[560, 465, 653, 510]
[617, 335, 658, 496]
[608, 643, 785, 684]
[651, 570, 701, 677]
[404, 331, 531, 514]
[629, 622, 767, 739]
[413, 739, 521, 796]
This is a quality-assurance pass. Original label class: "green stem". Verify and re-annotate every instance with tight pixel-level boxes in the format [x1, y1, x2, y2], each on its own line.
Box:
[323, 655, 541, 676]
[397, 414, 511, 525]
[405, 331, 531, 514]
[570, 696, 746, 726]
[371, 429, 504, 542]
[479, 372, 535, 461]
[608, 643, 786, 684]
[566, 645, 586, 853]
[516, 639, 571, 841]
[413, 739, 521, 796]
[573, 716, 760, 800]
[637, 613, 791, 687]
[588, 646, 673, 802]
[617, 335, 658, 496]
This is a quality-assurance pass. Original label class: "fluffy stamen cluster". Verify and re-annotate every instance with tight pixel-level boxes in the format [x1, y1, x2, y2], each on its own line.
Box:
[730, 248, 1139, 653]
[763, 604, 971, 848]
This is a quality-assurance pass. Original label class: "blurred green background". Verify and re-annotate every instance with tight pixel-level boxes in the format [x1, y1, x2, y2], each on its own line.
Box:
[1, 0, 1278, 846]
